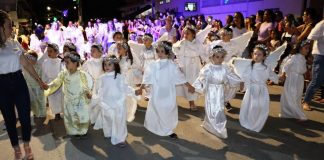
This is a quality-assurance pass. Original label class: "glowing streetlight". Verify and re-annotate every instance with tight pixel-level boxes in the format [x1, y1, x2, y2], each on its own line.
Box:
[47, 6, 51, 11]
[73, 6, 77, 10]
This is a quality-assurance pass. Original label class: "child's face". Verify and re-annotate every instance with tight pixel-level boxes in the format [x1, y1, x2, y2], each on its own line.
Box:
[184, 29, 194, 41]
[64, 58, 78, 72]
[270, 31, 276, 39]
[252, 49, 266, 63]
[211, 53, 225, 65]
[300, 44, 310, 56]
[143, 38, 153, 48]
[47, 47, 58, 59]
[221, 34, 232, 42]
[113, 34, 123, 42]
[91, 48, 102, 58]
[117, 45, 126, 56]
[103, 62, 114, 72]
[156, 47, 168, 59]
[63, 47, 70, 55]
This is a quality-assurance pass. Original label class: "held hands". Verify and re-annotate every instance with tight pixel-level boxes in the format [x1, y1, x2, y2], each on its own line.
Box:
[239, 82, 245, 92]
[279, 73, 286, 82]
[39, 81, 49, 90]
[86, 91, 92, 99]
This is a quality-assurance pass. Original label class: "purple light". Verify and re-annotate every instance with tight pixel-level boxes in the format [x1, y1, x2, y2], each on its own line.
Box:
[63, 10, 69, 17]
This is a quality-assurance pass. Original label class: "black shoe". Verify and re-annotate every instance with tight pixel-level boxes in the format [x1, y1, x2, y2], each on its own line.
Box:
[117, 142, 127, 148]
[169, 133, 178, 139]
[55, 114, 62, 120]
[225, 102, 233, 112]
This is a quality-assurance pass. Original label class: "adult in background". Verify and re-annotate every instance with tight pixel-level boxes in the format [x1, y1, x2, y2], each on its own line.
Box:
[159, 15, 177, 43]
[303, 19, 324, 111]
[0, 10, 47, 159]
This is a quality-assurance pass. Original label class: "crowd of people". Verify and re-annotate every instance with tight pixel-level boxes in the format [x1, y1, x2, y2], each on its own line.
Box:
[0, 7, 323, 159]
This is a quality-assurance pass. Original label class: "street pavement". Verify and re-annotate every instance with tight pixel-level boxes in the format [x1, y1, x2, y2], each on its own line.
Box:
[0, 85, 323, 160]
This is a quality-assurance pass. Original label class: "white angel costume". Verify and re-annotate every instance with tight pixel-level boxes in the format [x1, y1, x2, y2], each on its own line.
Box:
[90, 72, 137, 144]
[232, 43, 287, 132]
[280, 54, 307, 120]
[172, 26, 211, 101]
[193, 63, 241, 138]
[42, 58, 64, 115]
[119, 56, 142, 122]
[82, 57, 104, 124]
[142, 59, 187, 136]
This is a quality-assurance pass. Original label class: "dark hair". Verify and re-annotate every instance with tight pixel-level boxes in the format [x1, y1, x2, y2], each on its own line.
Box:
[156, 41, 173, 58]
[233, 12, 245, 28]
[216, 20, 223, 28]
[304, 8, 318, 23]
[47, 43, 59, 53]
[144, 33, 153, 39]
[257, 10, 264, 22]
[0, 10, 10, 48]
[264, 9, 275, 22]
[285, 14, 297, 27]
[17, 37, 22, 44]
[63, 42, 77, 52]
[27, 50, 38, 59]
[270, 29, 280, 40]
[113, 31, 123, 39]
[252, 44, 268, 69]
[102, 55, 121, 79]
[184, 26, 196, 39]
[290, 41, 310, 55]
[117, 42, 133, 65]
[226, 15, 233, 24]
[91, 44, 103, 53]
[64, 51, 81, 67]
[275, 11, 283, 21]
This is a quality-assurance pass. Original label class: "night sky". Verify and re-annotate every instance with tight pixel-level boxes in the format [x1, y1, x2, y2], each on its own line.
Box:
[29, 0, 126, 25]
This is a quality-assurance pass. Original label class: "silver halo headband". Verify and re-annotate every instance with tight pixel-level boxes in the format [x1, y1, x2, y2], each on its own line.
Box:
[142, 35, 153, 41]
[64, 42, 77, 51]
[220, 28, 233, 35]
[25, 54, 37, 61]
[48, 43, 59, 52]
[255, 44, 269, 55]
[210, 48, 227, 57]
[184, 25, 197, 34]
[301, 39, 311, 47]
[91, 44, 103, 53]
[117, 42, 129, 50]
[64, 52, 81, 62]
[103, 56, 120, 65]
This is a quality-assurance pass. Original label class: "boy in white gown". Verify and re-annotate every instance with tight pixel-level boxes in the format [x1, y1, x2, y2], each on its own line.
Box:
[279, 40, 310, 121]
[239, 44, 279, 132]
[90, 56, 137, 147]
[136, 41, 195, 139]
[42, 43, 64, 119]
[193, 46, 242, 138]
[82, 44, 104, 124]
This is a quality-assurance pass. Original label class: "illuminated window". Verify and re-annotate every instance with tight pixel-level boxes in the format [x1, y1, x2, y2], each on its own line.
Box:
[159, 0, 164, 4]
[166, 0, 171, 3]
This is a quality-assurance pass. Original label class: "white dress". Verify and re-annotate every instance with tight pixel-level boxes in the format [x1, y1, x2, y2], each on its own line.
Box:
[90, 72, 135, 145]
[193, 63, 241, 138]
[119, 56, 142, 122]
[82, 57, 104, 124]
[42, 58, 64, 114]
[239, 62, 278, 132]
[280, 54, 307, 120]
[142, 59, 187, 136]
[173, 39, 207, 101]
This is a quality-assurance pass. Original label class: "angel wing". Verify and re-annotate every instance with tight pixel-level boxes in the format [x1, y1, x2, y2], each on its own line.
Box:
[153, 32, 169, 45]
[231, 31, 254, 57]
[264, 42, 288, 72]
[83, 71, 94, 90]
[196, 25, 212, 44]
[128, 40, 144, 57]
[229, 57, 252, 80]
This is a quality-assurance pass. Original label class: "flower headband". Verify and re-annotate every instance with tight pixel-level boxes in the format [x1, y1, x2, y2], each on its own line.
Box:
[48, 43, 59, 52]
[64, 52, 81, 62]
[103, 56, 120, 64]
[91, 43, 103, 53]
[64, 42, 77, 51]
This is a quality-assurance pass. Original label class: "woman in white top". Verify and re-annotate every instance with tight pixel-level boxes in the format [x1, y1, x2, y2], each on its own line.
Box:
[0, 10, 47, 160]
[230, 12, 247, 38]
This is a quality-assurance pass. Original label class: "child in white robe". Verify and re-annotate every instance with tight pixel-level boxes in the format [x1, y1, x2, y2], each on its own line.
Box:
[42, 43, 64, 120]
[173, 26, 208, 111]
[107, 32, 123, 56]
[136, 41, 195, 139]
[23, 51, 46, 118]
[193, 46, 242, 138]
[239, 44, 279, 132]
[91, 55, 136, 147]
[117, 41, 142, 122]
[279, 40, 310, 121]
[45, 52, 91, 138]
[82, 44, 104, 124]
